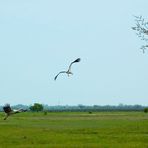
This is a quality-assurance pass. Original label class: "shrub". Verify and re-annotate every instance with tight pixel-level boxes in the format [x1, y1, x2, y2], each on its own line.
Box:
[29, 103, 43, 112]
[43, 111, 48, 115]
[144, 108, 148, 113]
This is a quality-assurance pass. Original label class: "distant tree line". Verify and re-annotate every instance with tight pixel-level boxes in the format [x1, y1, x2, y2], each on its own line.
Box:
[0, 103, 147, 112]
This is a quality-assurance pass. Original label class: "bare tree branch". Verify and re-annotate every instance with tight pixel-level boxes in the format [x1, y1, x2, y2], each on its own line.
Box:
[132, 15, 148, 53]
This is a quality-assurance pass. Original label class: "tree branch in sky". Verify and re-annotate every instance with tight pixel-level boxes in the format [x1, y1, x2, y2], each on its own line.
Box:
[132, 15, 148, 53]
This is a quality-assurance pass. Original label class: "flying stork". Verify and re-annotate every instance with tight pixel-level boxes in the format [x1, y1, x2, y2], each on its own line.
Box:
[3, 103, 27, 120]
[54, 58, 81, 80]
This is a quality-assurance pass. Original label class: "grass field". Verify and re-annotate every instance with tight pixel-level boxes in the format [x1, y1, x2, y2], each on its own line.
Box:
[0, 111, 148, 148]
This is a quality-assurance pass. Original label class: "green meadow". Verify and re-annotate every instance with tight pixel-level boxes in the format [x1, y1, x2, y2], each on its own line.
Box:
[0, 112, 147, 148]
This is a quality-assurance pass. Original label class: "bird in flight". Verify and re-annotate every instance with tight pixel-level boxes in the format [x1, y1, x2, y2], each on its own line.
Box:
[54, 58, 81, 80]
[3, 103, 27, 120]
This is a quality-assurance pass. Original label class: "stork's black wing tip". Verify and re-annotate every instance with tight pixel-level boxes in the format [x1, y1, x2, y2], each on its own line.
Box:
[73, 58, 81, 63]
[54, 76, 57, 81]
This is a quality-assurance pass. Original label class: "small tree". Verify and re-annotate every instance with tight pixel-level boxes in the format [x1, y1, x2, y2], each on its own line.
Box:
[29, 103, 43, 112]
[132, 15, 148, 53]
[144, 108, 148, 113]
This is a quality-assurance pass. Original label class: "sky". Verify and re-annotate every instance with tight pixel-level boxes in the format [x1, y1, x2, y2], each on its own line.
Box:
[0, 0, 148, 106]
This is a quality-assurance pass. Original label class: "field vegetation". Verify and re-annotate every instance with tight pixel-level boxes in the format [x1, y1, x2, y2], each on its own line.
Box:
[0, 111, 147, 148]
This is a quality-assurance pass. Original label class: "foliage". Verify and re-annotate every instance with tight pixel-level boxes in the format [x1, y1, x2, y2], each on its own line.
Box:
[29, 103, 43, 112]
[43, 110, 48, 115]
[132, 15, 148, 53]
[144, 108, 148, 113]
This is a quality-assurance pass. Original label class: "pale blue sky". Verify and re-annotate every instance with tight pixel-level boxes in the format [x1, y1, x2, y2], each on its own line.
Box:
[0, 0, 148, 105]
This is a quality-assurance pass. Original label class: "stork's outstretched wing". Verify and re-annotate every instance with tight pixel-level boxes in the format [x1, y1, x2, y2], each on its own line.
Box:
[54, 71, 67, 80]
[68, 58, 81, 72]
[13, 109, 27, 114]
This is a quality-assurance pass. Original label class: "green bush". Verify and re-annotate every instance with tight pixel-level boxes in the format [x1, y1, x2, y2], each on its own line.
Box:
[29, 103, 43, 112]
[43, 110, 48, 115]
[144, 108, 148, 113]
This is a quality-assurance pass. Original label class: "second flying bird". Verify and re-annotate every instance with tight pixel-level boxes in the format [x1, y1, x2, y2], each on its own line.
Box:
[54, 58, 81, 80]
